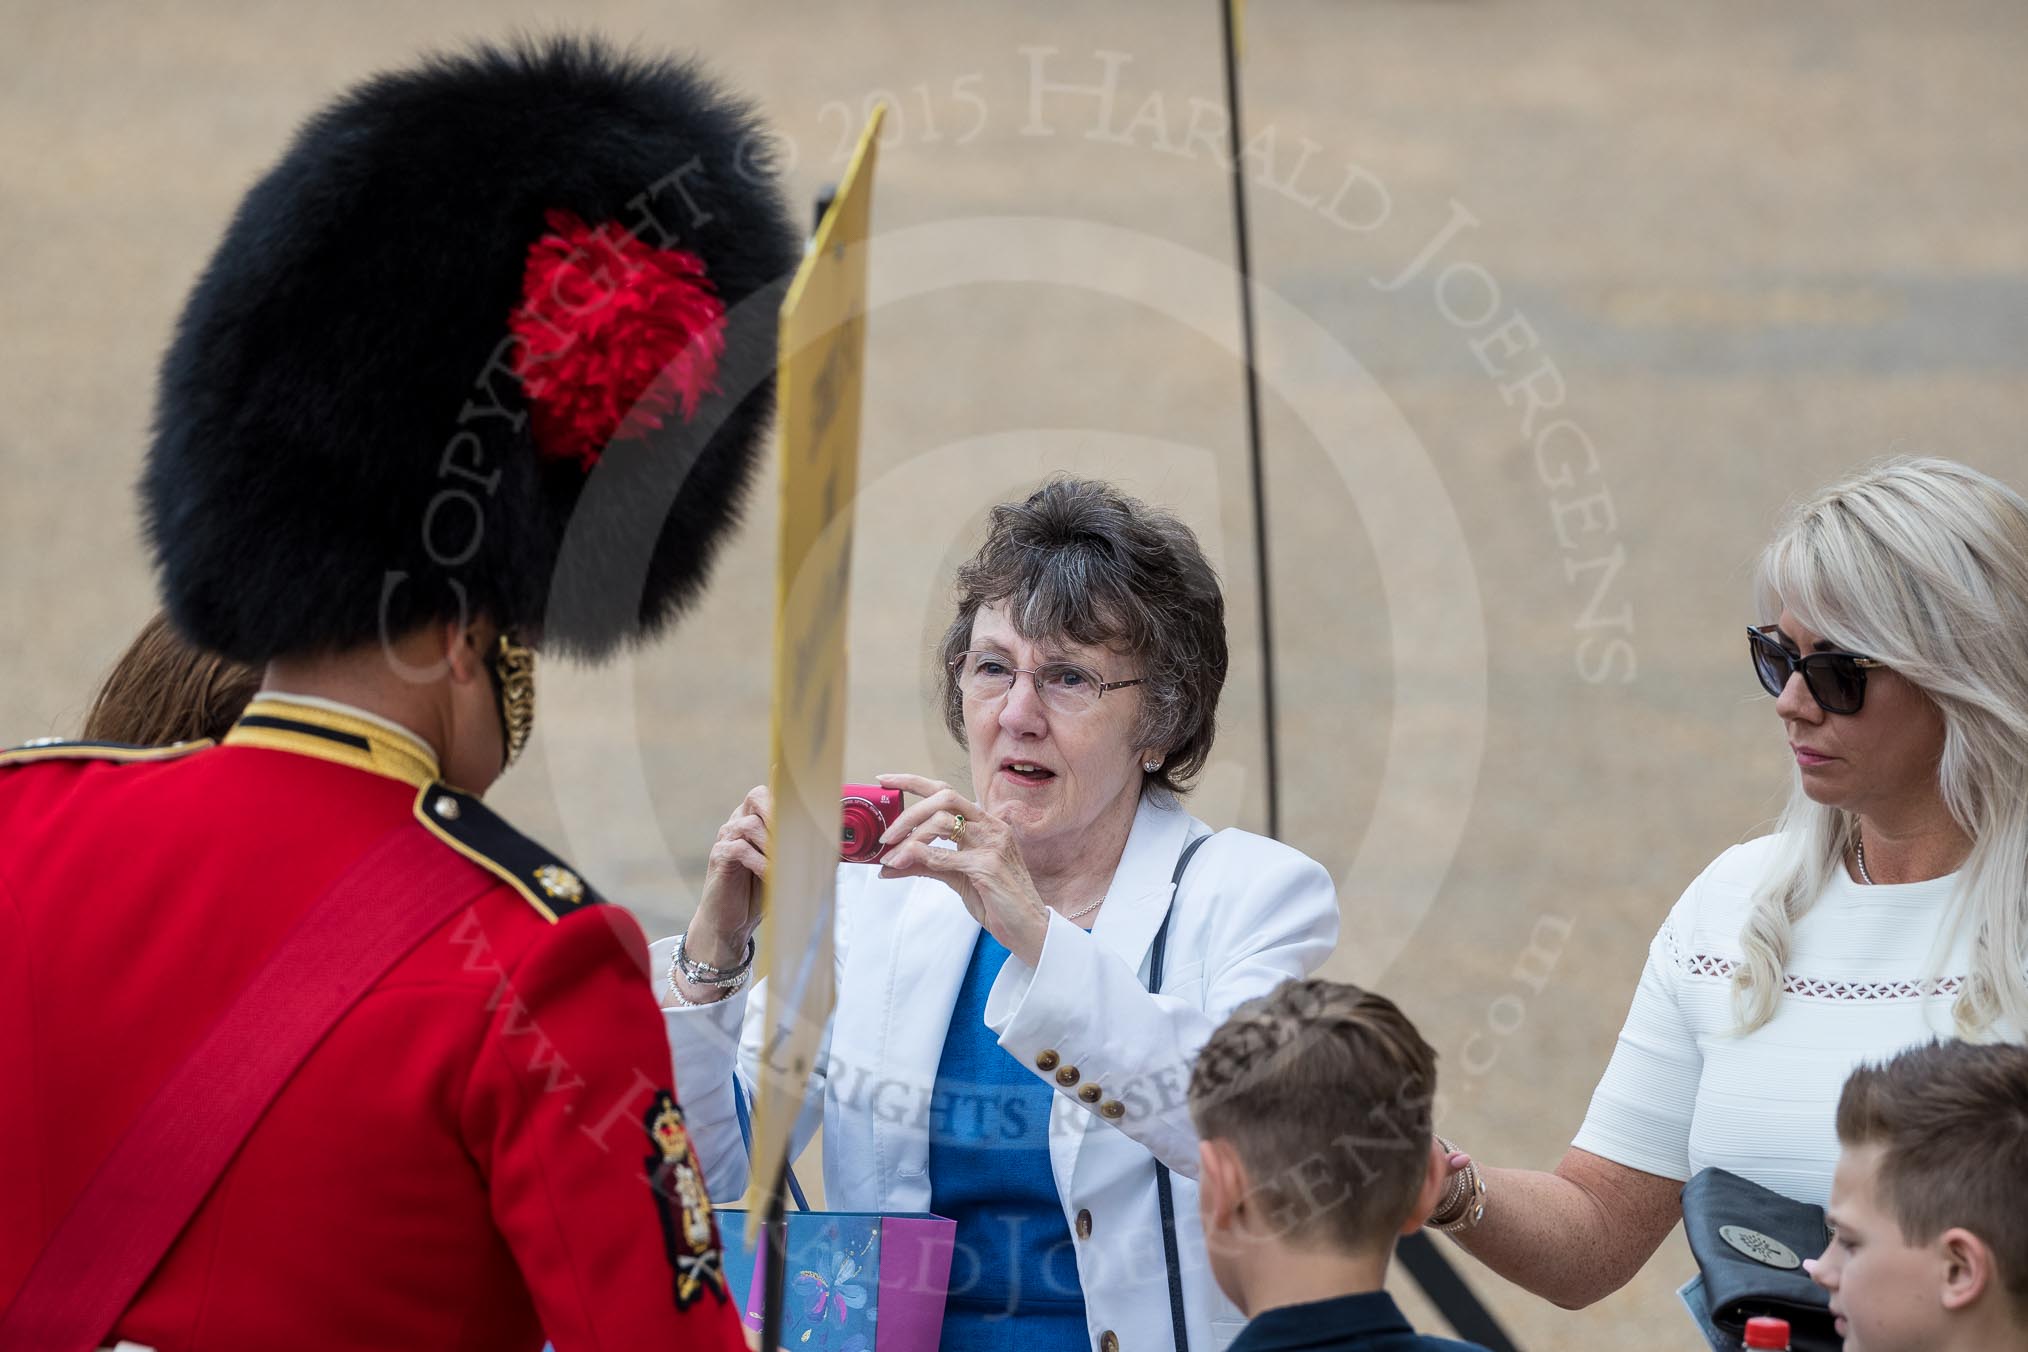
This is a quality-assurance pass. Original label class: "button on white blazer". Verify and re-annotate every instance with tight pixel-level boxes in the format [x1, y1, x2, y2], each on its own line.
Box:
[657, 792, 1340, 1352]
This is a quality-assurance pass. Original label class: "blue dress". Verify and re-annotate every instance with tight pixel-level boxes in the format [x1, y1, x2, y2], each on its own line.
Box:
[927, 932, 1088, 1349]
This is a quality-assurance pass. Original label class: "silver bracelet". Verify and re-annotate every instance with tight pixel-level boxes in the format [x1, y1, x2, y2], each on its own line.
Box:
[672, 930, 755, 987]
[665, 961, 750, 1008]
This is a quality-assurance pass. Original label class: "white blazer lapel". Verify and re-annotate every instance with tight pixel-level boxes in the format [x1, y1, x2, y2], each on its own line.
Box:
[1053, 795, 1197, 1193]
[1085, 795, 1197, 981]
[872, 876, 980, 1204]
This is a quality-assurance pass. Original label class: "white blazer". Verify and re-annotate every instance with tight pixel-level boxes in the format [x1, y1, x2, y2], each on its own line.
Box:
[657, 792, 1340, 1352]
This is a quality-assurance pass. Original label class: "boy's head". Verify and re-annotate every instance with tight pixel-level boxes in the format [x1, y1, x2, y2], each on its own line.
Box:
[1808, 1040, 2028, 1352]
[1188, 980, 1447, 1310]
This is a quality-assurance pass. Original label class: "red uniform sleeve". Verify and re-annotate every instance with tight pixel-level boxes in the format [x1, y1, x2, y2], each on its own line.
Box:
[459, 900, 748, 1351]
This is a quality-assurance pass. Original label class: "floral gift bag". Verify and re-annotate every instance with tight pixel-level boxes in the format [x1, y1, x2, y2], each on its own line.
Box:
[718, 1210, 956, 1352]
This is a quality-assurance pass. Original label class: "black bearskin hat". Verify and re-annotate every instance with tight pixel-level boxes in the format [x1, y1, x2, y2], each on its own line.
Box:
[142, 35, 798, 663]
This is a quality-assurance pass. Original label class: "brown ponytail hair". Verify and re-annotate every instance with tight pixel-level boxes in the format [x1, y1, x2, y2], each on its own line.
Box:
[81, 612, 262, 745]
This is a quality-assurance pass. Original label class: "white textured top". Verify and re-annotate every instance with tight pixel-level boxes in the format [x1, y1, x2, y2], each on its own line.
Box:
[1572, 833, 1976, 1209]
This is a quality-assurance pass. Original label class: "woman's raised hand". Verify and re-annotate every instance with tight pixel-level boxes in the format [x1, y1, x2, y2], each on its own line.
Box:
[688, 784, 771, 970]
[872, 772, 1051, 965]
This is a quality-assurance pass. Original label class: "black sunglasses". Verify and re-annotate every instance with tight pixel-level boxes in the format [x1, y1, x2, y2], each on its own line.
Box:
[1747, 625, 1885, 716]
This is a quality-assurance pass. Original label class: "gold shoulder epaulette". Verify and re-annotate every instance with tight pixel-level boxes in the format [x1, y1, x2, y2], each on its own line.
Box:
[0, 738, 213, 768]
[413, 781, 605, 923]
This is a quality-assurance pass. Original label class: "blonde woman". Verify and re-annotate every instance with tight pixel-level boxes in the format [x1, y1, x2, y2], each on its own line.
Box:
[1430, 458, 2028, 1308]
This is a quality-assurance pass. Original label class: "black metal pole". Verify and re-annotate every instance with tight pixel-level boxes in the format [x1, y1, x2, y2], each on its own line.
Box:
[1215, 0, 1282, 843]
[758, 1169, 789, 1350]
[1398, 1232, 1522, 1352]
[1214, 9, 1520, 1351]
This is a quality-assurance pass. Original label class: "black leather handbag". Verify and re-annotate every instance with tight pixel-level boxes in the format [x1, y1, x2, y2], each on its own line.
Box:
[1682, 1167, 1841, 1352]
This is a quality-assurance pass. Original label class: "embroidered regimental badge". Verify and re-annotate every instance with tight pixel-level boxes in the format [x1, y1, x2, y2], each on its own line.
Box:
[533, 864, 584, 903]
[645, 1090, 728, 1310]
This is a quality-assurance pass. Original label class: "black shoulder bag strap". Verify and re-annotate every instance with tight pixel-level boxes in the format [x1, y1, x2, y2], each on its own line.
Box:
[1145, 830, 1211, 1352]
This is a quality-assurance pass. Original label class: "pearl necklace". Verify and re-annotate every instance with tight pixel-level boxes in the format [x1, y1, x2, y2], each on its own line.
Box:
[1854, 830, 1874, 885]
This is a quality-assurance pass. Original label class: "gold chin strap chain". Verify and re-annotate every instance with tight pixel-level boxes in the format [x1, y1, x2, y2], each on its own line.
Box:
[493, 633, 537, 767]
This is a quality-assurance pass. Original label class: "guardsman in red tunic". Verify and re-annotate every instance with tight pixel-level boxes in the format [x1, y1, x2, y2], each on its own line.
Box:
[0, 35, 796, 1352]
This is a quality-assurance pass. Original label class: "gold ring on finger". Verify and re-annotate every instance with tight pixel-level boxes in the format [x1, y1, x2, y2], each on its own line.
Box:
[949, 813, 965, 843]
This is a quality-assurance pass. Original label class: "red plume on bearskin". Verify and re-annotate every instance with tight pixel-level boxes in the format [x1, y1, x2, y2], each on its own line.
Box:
[513, 210, 729, 471]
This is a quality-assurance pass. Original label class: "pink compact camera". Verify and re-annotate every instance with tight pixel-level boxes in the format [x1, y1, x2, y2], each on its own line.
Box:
[839, 784, 904, 863]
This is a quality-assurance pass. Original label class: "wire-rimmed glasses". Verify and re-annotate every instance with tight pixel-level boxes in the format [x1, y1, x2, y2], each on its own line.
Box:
[950, 650, 1146, 716]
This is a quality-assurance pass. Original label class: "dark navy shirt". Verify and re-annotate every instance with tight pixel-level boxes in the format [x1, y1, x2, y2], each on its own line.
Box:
[926, 932, 1087, 1350]
[1228, 1290, 1494, 1352]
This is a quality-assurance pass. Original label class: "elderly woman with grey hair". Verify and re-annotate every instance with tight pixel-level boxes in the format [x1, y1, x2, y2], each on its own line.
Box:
[658, 478, 1339, 1352]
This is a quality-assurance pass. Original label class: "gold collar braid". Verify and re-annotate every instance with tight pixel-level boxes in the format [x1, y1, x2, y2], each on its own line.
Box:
[223, 697, 441, 789]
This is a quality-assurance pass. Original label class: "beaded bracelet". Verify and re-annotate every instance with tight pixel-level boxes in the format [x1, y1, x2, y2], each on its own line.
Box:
[665, 961, 751, 1009]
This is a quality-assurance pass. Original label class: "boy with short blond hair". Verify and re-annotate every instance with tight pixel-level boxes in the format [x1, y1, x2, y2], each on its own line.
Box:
[1806, 1039, 2028, 1352]
[1189, 979, 1490, 1351]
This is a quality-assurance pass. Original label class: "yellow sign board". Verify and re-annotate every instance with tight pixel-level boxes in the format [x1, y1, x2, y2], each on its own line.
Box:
[746, 102, 885, 1226]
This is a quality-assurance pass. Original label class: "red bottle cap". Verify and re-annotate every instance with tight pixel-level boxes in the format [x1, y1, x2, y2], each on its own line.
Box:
[1744, 1315, 1791, 1348]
